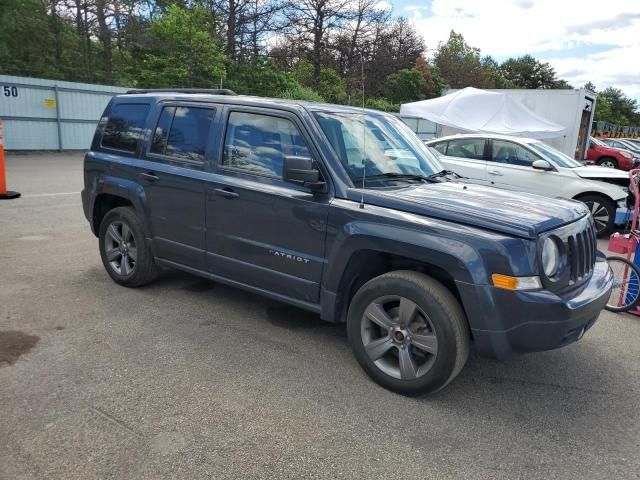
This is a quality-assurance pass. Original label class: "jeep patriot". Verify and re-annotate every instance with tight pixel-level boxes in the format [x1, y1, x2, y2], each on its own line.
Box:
[82, 89, 613, 395]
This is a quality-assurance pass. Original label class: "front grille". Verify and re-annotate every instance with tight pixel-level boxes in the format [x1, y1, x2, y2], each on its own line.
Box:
[542, 216, 598, 293]
[565, 220, 597, 285]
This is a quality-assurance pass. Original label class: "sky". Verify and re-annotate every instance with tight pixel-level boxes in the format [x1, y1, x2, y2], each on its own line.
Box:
[394, 0, 640, 102]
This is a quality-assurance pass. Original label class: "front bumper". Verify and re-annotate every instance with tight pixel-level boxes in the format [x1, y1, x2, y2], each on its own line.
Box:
[456, 254, 613, 359]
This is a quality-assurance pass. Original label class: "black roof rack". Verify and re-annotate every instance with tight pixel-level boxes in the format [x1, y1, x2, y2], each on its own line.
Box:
[125, 88, 237, 96]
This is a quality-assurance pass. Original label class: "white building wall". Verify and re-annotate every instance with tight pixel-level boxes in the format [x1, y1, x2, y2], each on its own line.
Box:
[0, 75, 128, 150]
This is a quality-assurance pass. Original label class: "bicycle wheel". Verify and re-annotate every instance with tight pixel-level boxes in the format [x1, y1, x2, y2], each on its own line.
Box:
[606, 256, 640, 312]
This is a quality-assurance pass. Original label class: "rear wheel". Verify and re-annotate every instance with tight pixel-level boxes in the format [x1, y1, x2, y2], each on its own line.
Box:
[578, 194, 616, 237]
[597, 157, 618, 169]
[98, 207, 160, 287]
[347, 271, 470, 396]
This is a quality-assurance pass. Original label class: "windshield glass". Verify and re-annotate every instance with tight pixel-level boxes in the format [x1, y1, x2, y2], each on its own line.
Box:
[313, 111, 443, 185]
[528, 141, 583, 168]
[591, 136, 606, 147]
[620, 140, 640, 153]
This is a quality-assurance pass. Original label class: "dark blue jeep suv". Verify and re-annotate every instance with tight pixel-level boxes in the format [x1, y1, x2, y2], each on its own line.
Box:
[82, 89, 613, 395]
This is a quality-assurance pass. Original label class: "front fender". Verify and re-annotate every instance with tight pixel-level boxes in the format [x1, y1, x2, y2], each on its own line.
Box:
[319, 199, 537, 322]
[324, 221, 480, 290]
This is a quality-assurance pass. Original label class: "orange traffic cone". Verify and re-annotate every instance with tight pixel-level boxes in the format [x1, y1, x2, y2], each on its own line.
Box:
[0, 118, 20, 200]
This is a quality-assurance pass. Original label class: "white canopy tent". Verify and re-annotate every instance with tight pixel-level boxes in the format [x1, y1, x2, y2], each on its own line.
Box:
[400, 87, 567, 139]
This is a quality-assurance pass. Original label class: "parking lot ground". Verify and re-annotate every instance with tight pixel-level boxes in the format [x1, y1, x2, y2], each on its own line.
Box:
[1, 152, 640, 480]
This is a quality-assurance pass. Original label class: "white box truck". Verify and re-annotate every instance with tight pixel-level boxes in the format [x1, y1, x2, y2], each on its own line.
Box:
[441, 88, 597, 160]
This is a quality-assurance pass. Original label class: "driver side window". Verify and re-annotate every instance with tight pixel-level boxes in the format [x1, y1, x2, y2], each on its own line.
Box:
[222, 111, 311, 178]
[491, 140, 539, 167]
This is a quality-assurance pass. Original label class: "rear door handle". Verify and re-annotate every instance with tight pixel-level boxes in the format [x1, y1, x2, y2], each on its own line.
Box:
[139, 172, 160, 181]
[213, 187, 240, 199]
[487, 170, 504, 176]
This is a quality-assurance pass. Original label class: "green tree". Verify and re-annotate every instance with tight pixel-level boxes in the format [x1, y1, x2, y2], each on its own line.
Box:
[291, 61, 315, 86]
[278, 85, 325, 102]
[434, 31, 496, 89]
[136, 5, 226, 88]
[594, 87, 640, 126]
[292, 61, 345, 103]
[364, 97, 399, 112]
[225, 58, 299, 97]
[480, 55, 515, 89]
[316, 67, 347, 103]
[383, 68, 424, 104]
[415, 55, 440, 98]
[584, 81, 597, 93]
[499, 54, 570, 89]
[0, 0, 85, 81]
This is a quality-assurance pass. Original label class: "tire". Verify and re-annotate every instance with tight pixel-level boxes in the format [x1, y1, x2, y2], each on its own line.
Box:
[605, 256, 640, 313]
[597, 157, 618, 169]
[578, 194, 616, 237]
[98, 206, 160, 287]
[347, 270, 470, 396]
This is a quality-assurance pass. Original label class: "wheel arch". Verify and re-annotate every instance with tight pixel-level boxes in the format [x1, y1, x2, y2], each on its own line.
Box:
[92, 194, 134, 236]
[90, 176, 151, 237]
[324, 247, 469, 324]
[573, 191, 616, 203]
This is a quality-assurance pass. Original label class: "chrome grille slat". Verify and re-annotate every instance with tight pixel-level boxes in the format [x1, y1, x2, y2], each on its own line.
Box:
[562, 219, 596, 285]
[578, 232, 586, 279]
[567, 235, 578, 282]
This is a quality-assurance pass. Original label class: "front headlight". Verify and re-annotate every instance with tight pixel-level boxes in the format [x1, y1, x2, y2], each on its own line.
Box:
[622, 151, 632, 159]
[541, 237, 560, 277]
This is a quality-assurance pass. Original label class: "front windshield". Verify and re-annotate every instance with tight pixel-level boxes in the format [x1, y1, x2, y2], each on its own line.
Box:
[620, 140, 640, 153]
[591, 136, 606, 147]
[528, 141, 583, 168]
[313, 111, 443, 185]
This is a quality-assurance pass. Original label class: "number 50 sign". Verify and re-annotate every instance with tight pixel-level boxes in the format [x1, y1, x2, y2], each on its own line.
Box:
[2, 86, 18, 97]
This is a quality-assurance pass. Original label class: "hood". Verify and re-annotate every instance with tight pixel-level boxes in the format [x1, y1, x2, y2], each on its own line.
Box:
[574, 165, 629, 181]
[350, 181, 588, 239]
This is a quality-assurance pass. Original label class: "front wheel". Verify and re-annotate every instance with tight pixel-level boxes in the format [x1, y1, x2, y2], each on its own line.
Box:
[579, 194, 616, 237]
[347, 271, 470, 396]
[597, 157, 618, 169]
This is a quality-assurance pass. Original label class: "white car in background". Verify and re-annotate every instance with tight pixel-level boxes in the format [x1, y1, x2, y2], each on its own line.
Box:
[425, 134, 629, 236]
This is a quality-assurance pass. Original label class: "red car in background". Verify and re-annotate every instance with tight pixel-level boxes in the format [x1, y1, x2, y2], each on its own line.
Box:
[586, 136, 637, 170]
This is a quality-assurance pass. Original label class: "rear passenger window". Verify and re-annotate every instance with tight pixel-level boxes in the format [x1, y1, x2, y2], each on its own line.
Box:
[445, 138, 485, 160]
[222, 112, 311, 177]
[101, 103, 150, 152]
[150, 106, 215, 162]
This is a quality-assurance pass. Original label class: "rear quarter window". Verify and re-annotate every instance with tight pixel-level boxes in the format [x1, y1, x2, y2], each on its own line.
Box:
[100, 103, 150, 153]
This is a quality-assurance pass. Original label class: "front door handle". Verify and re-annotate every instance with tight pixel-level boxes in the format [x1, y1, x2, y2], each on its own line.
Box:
[139, 172, 160, 181]
[487, 170, 504, 176]
[213, 187, 240, 199]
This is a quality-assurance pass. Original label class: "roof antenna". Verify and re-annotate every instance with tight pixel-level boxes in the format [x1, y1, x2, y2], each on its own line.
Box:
[360, 55, 366, 209]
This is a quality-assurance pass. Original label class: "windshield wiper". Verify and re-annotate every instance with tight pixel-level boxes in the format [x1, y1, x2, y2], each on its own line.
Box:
[353, 172, 436, 183]
[427, 169, 463, 180]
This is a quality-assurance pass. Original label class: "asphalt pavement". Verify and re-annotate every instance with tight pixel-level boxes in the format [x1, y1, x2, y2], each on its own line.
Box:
[1, 152, 639, 479]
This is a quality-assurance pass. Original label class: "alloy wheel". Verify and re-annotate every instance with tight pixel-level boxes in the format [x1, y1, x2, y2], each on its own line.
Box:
[360, 295, 438, 380]
[585, 201, 610, 234]
[104, 221, 137, 276]
[600, 160, 616, 168]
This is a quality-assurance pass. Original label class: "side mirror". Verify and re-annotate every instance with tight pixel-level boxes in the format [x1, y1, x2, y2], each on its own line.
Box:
[532, 159, 554, 171]
[283, 156, 326, 191]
